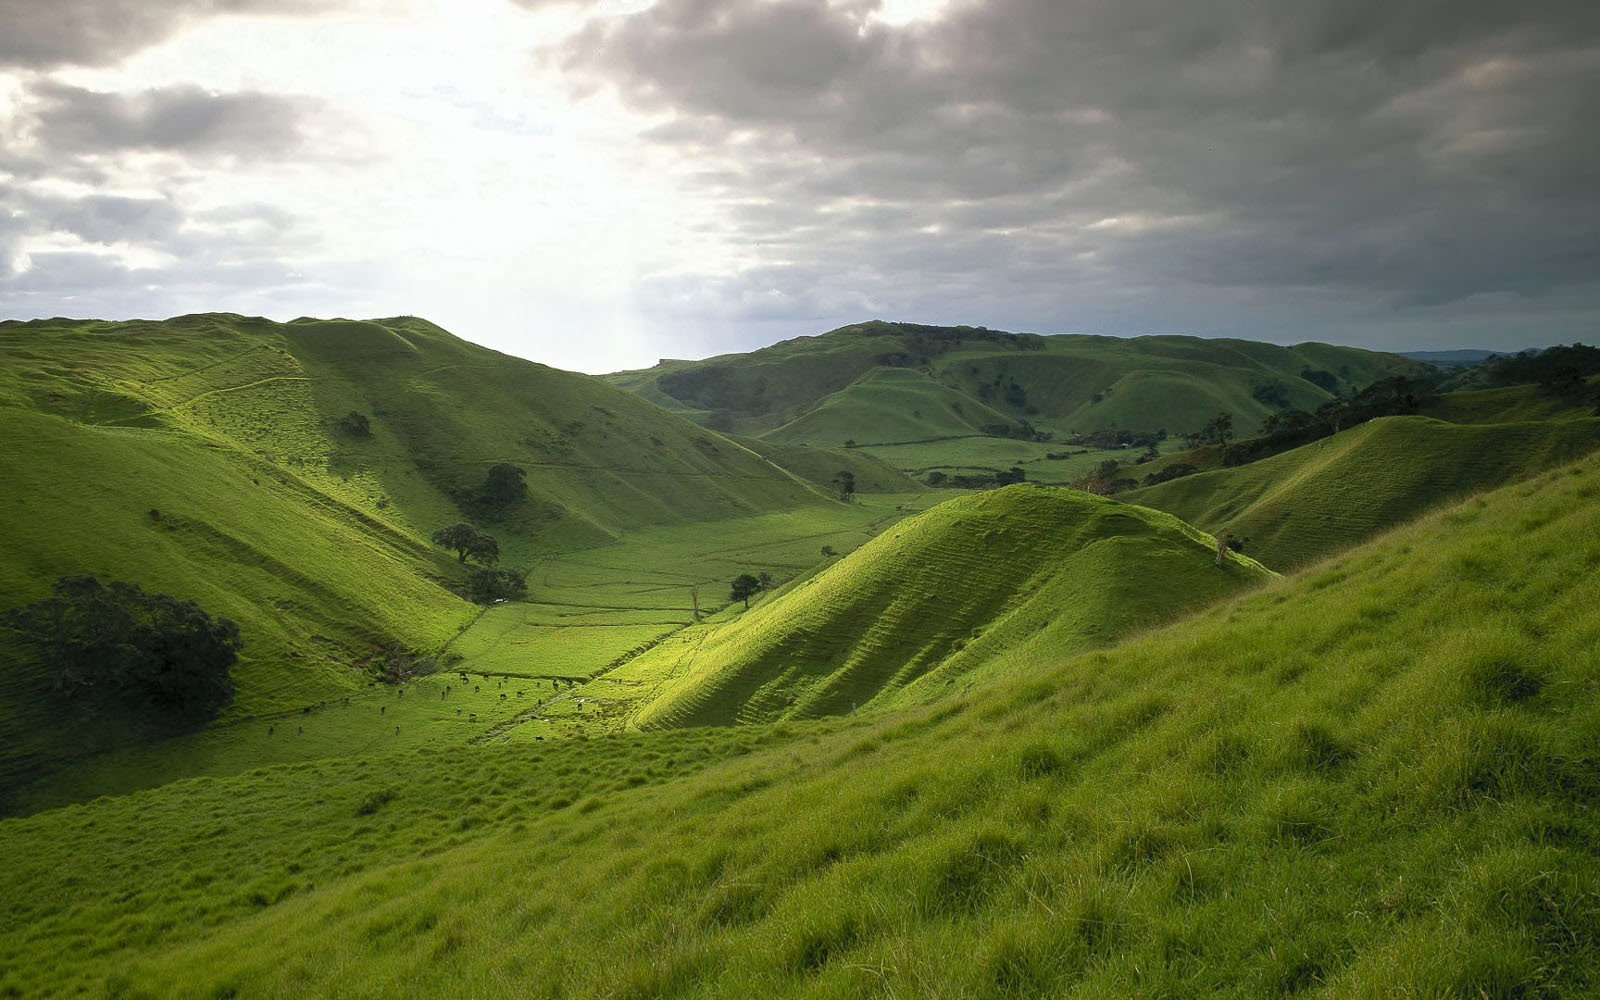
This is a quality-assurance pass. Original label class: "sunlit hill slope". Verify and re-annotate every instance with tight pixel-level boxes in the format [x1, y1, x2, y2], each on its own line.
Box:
[0, 313, 824, 793]
[624, 485, 1274, 729]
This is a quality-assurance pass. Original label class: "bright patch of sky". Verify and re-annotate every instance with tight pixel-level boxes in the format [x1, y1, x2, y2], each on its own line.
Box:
[2, 0, 1597, 371]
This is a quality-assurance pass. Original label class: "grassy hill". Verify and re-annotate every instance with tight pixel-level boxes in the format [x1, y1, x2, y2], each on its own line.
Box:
[624, 485, 1274, 729]
[608, 321, 1432, 456]
[733, 436, 925, 495]
[0, 314, 828, 798]
[1124, 414, 1600, 570]
[4, 444, 1598, 997]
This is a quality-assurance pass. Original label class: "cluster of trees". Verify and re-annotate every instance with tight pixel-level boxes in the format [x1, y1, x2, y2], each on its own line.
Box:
[1140, 462, 1199, 487]
[1218, 376, 1436, 467]
[2, 575, 240, 723]
[430, 522, 527, 604]
[1066, 428, 1165, 450]
[1075, 460, 1139, 496]
[335, 411, 371, 437]
[924, 467, 1026, 489]
[832, 471, 855, 501]
[1481, 344, 1600, 405]
[1182, 413, 1235, 449]
[979, 419, 1052, 441]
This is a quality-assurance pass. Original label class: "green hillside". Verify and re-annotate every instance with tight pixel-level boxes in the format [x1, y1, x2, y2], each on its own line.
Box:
[4, 447, 1598, 997]
[733, 437, 925, 494]
[763, 366, 1017, 446]
[624, 485, 1273, 729]
[1124, 414, 1600, 570]
[0, 314, 828, 797]
[608, 321, 1432, 457]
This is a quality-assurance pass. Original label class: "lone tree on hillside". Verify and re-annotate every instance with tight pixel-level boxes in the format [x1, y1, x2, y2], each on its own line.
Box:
[335, 411, 371, 437]
[729, 573, 762, 610]
[431, 522, 499, 565]
[832, 470, 856, 501]
[479, 463, 527, 511]
[2, 575, 240, 722]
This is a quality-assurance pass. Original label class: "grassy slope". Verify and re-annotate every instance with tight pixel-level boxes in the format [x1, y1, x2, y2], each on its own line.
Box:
[1419, 383, 1594, 425]
[624, 485, 1273, 729]
[0, 314, 824, 795]
[764, 367, 1017, 446]
[733, 437, 926, 494]
[6, 499, 924, 815]
[1124, 414, 1600, 571]
[4, 453, 1599, 997]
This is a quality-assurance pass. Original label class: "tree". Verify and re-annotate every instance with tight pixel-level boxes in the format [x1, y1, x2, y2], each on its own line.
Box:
[467, 568, 528, 604]
[2, 575, 240, 721]
[832, 470, 856, 501]
[729, 574, 762, 610]
[335, 411, 371, 437]
[820, 545, 837, 558]
[431, 522, 499, 565]
[479, 463, 527, 510]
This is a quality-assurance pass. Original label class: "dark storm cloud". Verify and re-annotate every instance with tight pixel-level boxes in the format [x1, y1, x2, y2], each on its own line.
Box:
[565, 0, 1600, 346]
[30, 82, 317, 158]
[0, 0, 341, 68]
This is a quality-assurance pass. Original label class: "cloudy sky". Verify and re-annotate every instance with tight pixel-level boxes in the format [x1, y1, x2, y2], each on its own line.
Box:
[2, 0, 1596, 372]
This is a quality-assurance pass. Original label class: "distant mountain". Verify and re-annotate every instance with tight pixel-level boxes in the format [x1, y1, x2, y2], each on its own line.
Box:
[607, 320, 1434, 453]
[1397, 348, 1513, 368]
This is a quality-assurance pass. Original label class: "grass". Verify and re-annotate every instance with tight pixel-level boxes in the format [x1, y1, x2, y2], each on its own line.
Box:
[0, 313, 842, 800]
[1124, 414, 1600, 570]
[623, 484, 1274, 729]
[4, 451, 1598, 997]
[733, 437, 927, 494]
[763, 367, 1017, 447]
[2, 496, 926, 810]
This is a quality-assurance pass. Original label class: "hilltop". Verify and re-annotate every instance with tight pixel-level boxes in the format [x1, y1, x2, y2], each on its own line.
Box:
[4, 438, 1597, 997]
[623, 485, 1274, 728]
[607, 321, 1431, 464]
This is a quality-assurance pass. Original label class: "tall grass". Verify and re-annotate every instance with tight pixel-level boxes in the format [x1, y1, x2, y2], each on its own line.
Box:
[5, 454, 1596, 997]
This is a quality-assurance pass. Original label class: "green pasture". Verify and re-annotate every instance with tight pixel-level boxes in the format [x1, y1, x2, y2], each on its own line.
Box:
[1126, 414, 1600, 570]
[5, 453, 1599, 997]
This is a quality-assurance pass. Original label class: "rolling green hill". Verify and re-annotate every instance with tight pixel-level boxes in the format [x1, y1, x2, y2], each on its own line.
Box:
[0, 313, 830, 797]
[733, 436, 925, 495]
[4, 442, 1598, 997]
[608, 321, 1433, 458]
[1124, 414, 1600, 570]
[622, 485, 1274, 729]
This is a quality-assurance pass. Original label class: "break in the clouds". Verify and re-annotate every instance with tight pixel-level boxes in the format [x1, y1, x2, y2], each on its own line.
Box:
[2, 0, 1599, 372]
[561, 0, 1600, 357]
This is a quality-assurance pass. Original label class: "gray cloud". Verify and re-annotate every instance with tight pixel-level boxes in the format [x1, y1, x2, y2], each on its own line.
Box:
[564, 0, 1600, 349]
[0, 0, 341, 68]
[30, 82, 317, 158]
